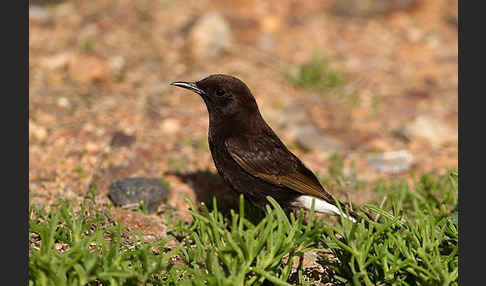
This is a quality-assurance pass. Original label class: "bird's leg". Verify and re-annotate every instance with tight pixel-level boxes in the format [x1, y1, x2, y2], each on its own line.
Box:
[247, 195, 269, 217]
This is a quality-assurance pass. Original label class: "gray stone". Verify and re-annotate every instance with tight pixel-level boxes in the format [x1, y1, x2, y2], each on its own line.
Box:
[29, 5, 50, 24]
[366, 150, 413, 174]
[281, 101, 346, 152]
[108, 178, 169, 213]
[293, 124, 346, 152]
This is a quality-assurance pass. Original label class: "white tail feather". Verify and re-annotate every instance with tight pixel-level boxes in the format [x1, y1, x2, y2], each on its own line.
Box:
[292, 195, 356, 223]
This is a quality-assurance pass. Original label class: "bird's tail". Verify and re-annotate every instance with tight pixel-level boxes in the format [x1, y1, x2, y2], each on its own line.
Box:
[293, 195, 369, 224]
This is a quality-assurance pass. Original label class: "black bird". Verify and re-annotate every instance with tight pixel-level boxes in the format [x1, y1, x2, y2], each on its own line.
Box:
[171, 74, 358, 222]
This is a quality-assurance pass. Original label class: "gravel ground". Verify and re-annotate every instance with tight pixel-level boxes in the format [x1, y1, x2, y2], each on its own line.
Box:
[29, 0, 457, 238]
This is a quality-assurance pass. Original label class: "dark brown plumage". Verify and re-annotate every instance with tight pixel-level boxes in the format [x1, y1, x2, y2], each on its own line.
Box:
[171, 74, 359, 221]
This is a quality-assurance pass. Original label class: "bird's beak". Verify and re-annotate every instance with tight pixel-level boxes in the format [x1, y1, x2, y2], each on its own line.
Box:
[170, 81, 206, 96]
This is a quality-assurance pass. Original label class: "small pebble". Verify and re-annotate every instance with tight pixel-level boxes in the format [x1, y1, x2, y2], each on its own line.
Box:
[57, 97, 70, 108]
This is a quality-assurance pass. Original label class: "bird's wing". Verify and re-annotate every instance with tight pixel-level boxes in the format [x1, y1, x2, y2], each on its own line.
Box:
[225, 130, 334, 203]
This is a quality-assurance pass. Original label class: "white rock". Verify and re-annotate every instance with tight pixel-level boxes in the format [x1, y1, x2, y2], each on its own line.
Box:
[109, 56, 125, 73]
[189, 12, 231, 59]
[367, 150, 413, 174]
[404, 115, 457, 147]
[161, 118, 181, 134]
[40, 52, 72, 70]
[30, 124, 48, 141]
[57, 97, 70, 108]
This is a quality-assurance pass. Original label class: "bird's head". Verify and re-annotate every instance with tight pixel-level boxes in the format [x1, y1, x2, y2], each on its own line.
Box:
[171, 74, 259, 122]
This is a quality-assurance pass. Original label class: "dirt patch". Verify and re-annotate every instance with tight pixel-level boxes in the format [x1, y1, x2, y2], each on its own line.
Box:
[29, 0, 457, 233]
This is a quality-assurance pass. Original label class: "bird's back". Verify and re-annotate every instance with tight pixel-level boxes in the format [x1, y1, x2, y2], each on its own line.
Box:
[208, 115, 335, 209]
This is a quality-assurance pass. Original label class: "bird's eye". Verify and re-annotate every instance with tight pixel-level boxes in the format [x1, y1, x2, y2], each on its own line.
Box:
[215, 89, 225, 97]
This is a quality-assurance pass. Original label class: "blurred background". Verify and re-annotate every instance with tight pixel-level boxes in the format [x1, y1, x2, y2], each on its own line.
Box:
[29, 0, 457, 224]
